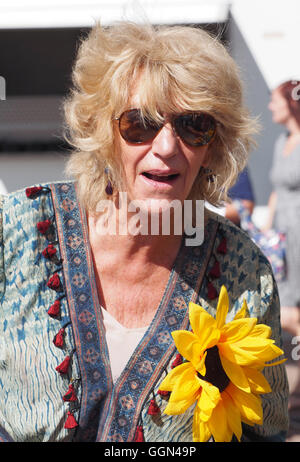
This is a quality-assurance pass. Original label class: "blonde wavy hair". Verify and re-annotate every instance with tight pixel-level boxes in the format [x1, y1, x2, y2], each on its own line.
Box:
[64, 21, 259, 212]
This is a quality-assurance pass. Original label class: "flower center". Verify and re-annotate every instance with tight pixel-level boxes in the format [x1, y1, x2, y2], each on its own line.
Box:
[197, 345, 230, 392]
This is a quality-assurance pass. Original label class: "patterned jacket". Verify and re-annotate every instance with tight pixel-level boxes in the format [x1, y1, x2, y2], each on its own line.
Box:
[0, 182, 289, 442]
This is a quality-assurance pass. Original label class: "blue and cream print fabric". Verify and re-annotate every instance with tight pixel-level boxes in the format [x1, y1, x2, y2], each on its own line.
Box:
[0, 182, 289, 442]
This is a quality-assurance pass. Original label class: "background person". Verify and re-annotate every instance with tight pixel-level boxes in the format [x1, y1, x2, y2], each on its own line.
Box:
[225, 167, 255, 225]
[267, 79, 300, 441]
[267, 80, 300, 334]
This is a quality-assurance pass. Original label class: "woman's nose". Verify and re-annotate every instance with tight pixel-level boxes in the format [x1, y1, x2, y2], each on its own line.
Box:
[151, 123, 180, 158]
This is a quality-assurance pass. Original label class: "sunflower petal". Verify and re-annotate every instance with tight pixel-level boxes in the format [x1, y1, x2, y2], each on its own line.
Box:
[164, 366, 201, 415]
[226, 383, 263, 425]
[242, 366, 272, 394]
[236, 338, 285, 365]
[189, 302, 212, 332]
[219, 337, 284, 367]
[159, 362, 192, 391]
[208, 399, 233, 442]
[247, 323, 272, 339]
[264, 358, 286, 367]
[188, 305, 220, 351]
[172, 327, 220, 371]
[221, 390, 242, 441]
[233, 336, 275, 350]
[220, 317, 257, 343]
[233, 299, 248, 320]
[198, 350, 207, 376]
[193, 406, 212, 442]
[218, 342, 259, 366]
[197, 379, 220, 421]
[172, 371, 200, 400]
[215, 286, 229, 329]
[171, 330, 203, 364]
[165, 393, 198, 415]
[220, 353, 251, 392]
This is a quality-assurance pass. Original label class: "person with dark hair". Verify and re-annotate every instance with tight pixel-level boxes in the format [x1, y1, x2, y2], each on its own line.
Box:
[267, 79, 300, 441]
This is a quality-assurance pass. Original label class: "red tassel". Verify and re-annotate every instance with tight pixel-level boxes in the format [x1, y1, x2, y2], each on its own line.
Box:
[63, 384, 77, 402]
[217, 237, 227, 254]
[158, 389, 170, 397]
[171, 353, 182, 369]
[26, 186, 43, 198]
[148, 399, 160, 416]
[56, 355, 71, 374]
[134, 425, 144, 442]
[42, 244, 57, 259]
[37, 219, 52, 235]
[209, 260, 221, 279]
[48, 300, 61, 318]
[53, 327, 65, 348]
[47, 273, 62, 292]
[207, 281, 218, 300]
[64, 411, 78, 429]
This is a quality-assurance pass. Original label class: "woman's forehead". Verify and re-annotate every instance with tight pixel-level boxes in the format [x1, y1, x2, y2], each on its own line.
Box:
[117, 71, 215, 117]
[271, 89, 286, 103]
[120, 88, 170, 117]
[123, 83, 187, 117]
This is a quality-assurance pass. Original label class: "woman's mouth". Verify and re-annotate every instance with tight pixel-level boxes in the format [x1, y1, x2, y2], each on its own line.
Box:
[142, 172, 180, 183]
[139, 169, 181, 192]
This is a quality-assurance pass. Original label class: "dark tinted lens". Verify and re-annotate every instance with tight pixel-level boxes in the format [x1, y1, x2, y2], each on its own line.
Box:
[119, 109, 161, 143]
[174, 113, 216, 146]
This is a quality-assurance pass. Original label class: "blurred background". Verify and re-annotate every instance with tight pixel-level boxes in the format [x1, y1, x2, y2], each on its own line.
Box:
[0, 0, 299, 225]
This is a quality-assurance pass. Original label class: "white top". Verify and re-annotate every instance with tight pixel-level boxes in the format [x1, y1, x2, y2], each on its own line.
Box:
[101, 307, 148, 383]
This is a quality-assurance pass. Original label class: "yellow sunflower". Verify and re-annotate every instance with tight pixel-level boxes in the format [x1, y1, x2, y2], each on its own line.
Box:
[159, 285, 285, 442]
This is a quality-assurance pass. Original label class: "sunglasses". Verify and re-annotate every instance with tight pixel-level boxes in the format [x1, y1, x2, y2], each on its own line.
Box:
[116, 109, 217, 147]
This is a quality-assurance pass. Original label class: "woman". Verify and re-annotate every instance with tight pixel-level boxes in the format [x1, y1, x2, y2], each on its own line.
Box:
[0, 22, 288, 442]
[267, 80, 300, 334]
[267, 80, 300, 441]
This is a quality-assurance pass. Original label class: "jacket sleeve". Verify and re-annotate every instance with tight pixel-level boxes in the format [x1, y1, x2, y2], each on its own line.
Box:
[215, 214, 289, 442]
[0, 194, 3, 303]
[0, 195, 14, 441]
[241, 254, 289, 442]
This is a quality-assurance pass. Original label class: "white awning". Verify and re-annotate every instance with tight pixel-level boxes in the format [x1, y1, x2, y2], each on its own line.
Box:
[231, 0, 300, 89]
[0, 0, 229, 29]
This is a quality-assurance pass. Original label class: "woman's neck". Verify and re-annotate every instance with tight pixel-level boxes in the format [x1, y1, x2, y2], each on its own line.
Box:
[88, 213, 183, 269]
[286, 117, 300, 137]
[87, 211, 184, 328]
[88, 193, 190, 266]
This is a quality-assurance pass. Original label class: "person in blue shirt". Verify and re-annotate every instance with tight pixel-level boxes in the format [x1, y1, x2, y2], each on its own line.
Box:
[225, 167, 255, 225]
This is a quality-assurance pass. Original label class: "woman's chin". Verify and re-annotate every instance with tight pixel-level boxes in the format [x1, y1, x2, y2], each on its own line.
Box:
[128, 196, 183, 215]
